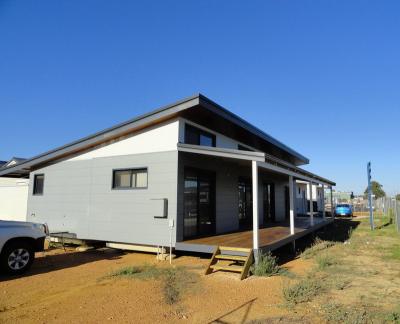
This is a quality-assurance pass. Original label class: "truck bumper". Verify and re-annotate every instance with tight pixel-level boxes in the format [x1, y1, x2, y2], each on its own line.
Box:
[35, 237, 46, 252]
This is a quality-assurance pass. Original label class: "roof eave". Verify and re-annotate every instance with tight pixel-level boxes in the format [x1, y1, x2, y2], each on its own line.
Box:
[197, 94, 309, 166]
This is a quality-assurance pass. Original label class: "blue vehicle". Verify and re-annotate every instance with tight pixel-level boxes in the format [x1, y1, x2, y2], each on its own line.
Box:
[335, 204, 353, 217]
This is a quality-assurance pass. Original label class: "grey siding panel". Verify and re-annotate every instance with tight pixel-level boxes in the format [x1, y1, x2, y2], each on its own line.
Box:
[27, 151, 178, 246]
[177, 153, 251, 241]
[176, 153, 292, 240]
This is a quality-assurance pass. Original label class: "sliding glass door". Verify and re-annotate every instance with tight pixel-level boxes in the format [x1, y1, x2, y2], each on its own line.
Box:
[263, 183, 276, 223]
[238, 178, 252, 228]
[183, 168, 216, 239]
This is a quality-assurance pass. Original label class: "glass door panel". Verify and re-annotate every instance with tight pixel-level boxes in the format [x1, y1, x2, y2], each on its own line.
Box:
[183, 169, 215, 239]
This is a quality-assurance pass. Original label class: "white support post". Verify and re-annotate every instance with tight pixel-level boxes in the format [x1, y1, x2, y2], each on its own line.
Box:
[322, 184, 326, 219]
[289, 175, 295, 235]
[330, 187, 334, 218]
[309, 181, 314, 226]
[252, 160, 259, 261]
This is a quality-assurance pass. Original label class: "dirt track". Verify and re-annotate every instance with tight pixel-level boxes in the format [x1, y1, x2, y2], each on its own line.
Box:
[0, 247, 313, 324]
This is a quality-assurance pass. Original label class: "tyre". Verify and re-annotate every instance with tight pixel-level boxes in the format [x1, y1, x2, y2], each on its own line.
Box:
[0, 241, 35, 275]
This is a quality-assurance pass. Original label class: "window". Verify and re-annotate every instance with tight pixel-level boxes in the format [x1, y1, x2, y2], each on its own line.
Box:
[33, 174, 44, 195]
[112, 168, 148, 189]
[184, 124, 216, 147]
[238, 144, 254, 151]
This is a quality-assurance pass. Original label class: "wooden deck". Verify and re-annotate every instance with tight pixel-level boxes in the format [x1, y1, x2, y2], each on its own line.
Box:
[175, 217, 334, 253]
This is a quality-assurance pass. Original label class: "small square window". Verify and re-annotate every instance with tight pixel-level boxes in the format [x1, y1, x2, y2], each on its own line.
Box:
[33, 174, 44, 195]
[112, 168, 148, 189]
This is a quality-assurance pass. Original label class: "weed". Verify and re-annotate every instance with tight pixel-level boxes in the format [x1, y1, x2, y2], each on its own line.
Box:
[282, 277, 322, 305]
[322, 303, 371, 324]
[110, 264, 199, 305]
[301, 238, 335, 259]
[251, 251, 281, 277]
[163, 268, 180, 304]
[315, 253, 338, 270]
[279, 268, 297, 279]
[387, 244, 400, 261]
[110, 264, 162, 279]
[331, 276, 351, 290]
[111, 266, 142, 276]
[384, 311, 400, 323]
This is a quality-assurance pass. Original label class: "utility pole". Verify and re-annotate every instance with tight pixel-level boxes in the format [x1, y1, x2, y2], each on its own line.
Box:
[367, 162, 374, 230]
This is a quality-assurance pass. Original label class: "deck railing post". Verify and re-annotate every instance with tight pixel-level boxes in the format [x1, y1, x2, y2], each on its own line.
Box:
[252, 160, 259, 263]
[289, 175, 295, 235]
[322, 184, 326, 219]
[309, 181, 314, 226]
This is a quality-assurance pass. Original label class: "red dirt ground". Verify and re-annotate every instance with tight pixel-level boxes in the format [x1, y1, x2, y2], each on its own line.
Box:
[0, 247, 316, 323]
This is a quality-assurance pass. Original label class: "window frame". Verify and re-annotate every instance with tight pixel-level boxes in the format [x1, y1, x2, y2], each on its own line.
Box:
[184, 124, 216, 147]
[238, 144, 255, 151]
[112, 168, 148, 190]
[33, 174, 45, 196]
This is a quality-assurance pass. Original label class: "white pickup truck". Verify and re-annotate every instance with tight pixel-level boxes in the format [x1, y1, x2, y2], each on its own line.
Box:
[0, 221, 49, 275]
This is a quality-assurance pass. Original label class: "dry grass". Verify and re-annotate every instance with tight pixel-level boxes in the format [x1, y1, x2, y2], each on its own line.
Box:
[322, 303, 372, 324]
[110, 264, 199, 305]
[300, 238, 336, 259]
[282, 217, 400, 322]
[110, 264, 162, 279]
[315, 253, 338, 270]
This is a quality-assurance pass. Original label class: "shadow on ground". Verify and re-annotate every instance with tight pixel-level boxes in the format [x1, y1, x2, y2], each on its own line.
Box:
[210, 298, 257, 324]
[0, 247, 124, 282]
[274, 218, 361, 265]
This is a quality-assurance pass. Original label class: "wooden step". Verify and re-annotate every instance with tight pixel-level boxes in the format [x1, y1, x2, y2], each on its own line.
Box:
[210, 264, 244, 273]
[205, 246, 254, 280]
[215, 254, 248, 262]
[219, 246, 252, 253]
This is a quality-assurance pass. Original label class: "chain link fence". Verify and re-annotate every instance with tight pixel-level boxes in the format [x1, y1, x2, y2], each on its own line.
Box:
[353, 196, 400, 232]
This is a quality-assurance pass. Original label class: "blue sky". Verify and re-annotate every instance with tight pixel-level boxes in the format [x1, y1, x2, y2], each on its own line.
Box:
[0, 1, 399, 195]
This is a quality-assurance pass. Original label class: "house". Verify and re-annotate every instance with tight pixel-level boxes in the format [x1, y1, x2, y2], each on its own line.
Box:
[295, 181, 326, 216]
[0, 94, 335, 260]
[0, 157, 29, 221]
[2, 157, 27, 168]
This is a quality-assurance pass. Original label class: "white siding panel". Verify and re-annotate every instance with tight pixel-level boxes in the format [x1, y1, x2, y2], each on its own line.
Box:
[68, 120, 179, 161]
[0, 178, 29, 221]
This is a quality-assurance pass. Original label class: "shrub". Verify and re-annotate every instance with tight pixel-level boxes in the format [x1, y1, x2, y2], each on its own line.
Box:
[322, 303, 372, 324]
[251, 251, 280, 277]
[282, 278, 322, 305]
[385, 311, 400, 323]
[111, 266, 143, 277]
[110, 264, 199, 305]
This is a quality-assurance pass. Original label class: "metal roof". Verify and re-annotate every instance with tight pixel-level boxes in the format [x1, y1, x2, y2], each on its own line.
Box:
[0, 94, 310, 177]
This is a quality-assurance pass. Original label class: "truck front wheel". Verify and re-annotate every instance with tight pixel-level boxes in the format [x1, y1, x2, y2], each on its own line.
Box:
[0, 241, 35, 275]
